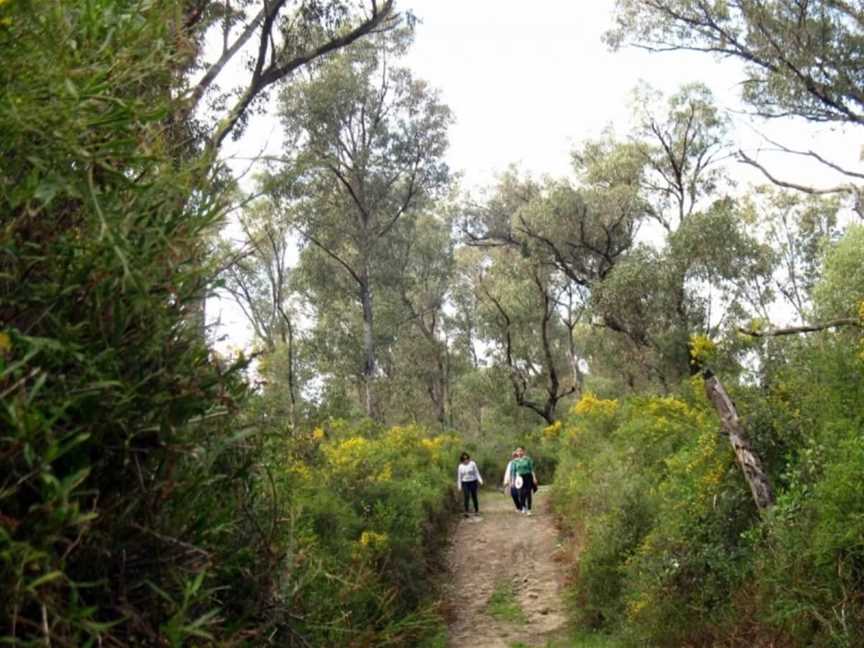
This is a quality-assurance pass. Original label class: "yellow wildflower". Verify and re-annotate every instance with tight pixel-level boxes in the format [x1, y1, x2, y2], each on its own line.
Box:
[0, 331, 10, 353]
[628, 595, 649, 619]
[689, 334, 716, 365]
[420, 436, 446, 462]
[358, 530, 388, 550]
[543, 420, 562, 439]
[323, 436, 371, 469]
[288, 462, 312, 482]
[572, 392, 618, 417]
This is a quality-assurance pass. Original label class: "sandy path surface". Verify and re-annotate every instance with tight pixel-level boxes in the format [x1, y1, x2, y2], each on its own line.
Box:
[443, 486, 568, 648]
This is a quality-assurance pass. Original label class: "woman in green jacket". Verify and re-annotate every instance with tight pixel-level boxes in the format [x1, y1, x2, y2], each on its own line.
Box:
[512, 447, 538, 515]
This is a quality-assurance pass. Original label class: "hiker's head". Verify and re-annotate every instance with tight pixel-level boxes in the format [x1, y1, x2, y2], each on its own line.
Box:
[459, 452, 470, 463]
[515, 447, 524, 457]
[511, 450, 518, 458]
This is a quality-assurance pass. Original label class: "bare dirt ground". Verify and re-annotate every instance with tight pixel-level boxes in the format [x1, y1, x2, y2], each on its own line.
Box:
[443, 486, 569, 648]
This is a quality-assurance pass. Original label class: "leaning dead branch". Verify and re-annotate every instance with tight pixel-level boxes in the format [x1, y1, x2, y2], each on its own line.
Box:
[738, 318, 860, 338]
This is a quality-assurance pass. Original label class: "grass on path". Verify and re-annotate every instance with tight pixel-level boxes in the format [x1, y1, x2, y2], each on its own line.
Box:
[509, 629, 626, 648]
[487, 580, 527, 623]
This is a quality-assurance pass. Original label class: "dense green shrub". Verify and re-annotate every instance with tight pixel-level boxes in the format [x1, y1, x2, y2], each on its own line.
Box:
[244, 419, 459, 646]
[552, 315, 864, 647]
[0, 1, 261, 645]
[551, 389, 761, 645]
[749, 339, 864, 647]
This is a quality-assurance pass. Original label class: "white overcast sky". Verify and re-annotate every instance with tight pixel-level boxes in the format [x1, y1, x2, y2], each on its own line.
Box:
[400, 0, 740, 187]
[396, 0, 859, 189]
[219, 1, 860, 196]
[211, 1, 862, 349]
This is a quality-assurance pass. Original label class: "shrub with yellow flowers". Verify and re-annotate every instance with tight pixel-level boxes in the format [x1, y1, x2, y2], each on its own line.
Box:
[572, 391, 620, 418]
[274, 419, 459, 646]
[551, 386, 760, 644]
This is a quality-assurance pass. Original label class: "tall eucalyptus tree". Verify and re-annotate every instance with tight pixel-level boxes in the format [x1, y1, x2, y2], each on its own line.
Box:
[270, 32, 452, 417]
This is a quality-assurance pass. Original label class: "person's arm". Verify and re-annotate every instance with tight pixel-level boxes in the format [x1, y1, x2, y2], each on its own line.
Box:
[475, 461, 483, 485]
[456, 465, 462, 490]
[503, 461, 512, 486]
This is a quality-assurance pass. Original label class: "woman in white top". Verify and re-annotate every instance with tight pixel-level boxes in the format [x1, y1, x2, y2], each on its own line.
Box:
[502, 450, 522, 511]
[457, 452, 483, 517]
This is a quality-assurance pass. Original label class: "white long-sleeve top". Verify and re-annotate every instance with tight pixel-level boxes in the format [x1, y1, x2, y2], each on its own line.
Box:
[457, 460, 483, 489]
[502, 460, 515, 486]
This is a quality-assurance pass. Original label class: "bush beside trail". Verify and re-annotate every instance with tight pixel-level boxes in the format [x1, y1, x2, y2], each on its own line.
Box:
[0, 2, 459, 645]
[548, 334, 864, 647]
[257, 419, 459, 646]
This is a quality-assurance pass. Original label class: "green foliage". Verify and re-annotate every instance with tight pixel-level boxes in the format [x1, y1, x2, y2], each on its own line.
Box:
[1, 2, 449, 645]
[812, 224, 864, 319]
[242, 417, 460, 646]
[607, 1, 864, 127]
[0, 1, 258, 644]
[266, 29, 453, 418]
[553, 314, 864, 647]
[746, 339, 864, 647]
[748, 188, 841, 319]
[551, 388, 762, 644]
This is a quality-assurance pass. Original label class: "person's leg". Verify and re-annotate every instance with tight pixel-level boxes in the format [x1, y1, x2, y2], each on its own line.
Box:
[468, 480, 479, 513]
[510, 485, 521, 510]
[462, 482, 470, 514]
[523, 475, 534, 513]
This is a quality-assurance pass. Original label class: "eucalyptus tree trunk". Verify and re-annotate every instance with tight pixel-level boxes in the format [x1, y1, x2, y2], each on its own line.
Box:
[442, 347, 452, 426]
[429, 350, 448, 425]
[421, 329, 450, 426]
[566, 323, 584, 398]
[279, 312, 298, 430]
[702, 369, 775, 512]
[359, 275, 376, 419]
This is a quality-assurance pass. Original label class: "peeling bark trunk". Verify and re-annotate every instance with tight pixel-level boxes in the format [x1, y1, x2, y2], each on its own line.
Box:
[703, 369, 774, 512]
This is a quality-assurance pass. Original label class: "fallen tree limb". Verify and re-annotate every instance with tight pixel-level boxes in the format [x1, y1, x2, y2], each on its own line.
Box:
[738, 318, 860, 337]
[702, 369, 774, 513]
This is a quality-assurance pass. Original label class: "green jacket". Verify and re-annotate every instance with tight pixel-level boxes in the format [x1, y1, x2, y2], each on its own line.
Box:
[513, 456, 534, 476]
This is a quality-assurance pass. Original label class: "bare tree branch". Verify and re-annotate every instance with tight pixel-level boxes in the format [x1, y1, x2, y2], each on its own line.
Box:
[738, 318, 860, 337]
[738, 150, 856, 196]
[206, 0, 397, 155]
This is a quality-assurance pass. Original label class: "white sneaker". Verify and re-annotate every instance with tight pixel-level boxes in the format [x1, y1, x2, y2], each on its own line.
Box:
[526, 510, 532, 516]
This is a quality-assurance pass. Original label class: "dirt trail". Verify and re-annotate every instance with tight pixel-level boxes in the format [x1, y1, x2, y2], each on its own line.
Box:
[443, 486, 568, 648]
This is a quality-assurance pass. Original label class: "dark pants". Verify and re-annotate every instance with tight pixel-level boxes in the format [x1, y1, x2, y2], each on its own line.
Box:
[509, 485, 521, 510]
[518, 474, 534, 511]
[462, 480, 479, 513]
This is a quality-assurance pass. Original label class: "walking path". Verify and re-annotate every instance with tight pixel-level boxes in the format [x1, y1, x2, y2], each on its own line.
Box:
[443, 486, 569, 648]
